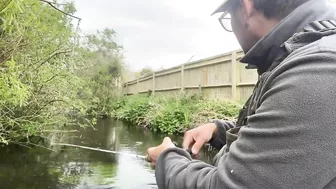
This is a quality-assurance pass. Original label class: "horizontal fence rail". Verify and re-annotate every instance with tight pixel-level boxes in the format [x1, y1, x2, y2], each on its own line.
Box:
[123, 49, 258, 102]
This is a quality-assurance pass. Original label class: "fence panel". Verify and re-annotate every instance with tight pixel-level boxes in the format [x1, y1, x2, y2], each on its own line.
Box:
[123, 50, 258, 102]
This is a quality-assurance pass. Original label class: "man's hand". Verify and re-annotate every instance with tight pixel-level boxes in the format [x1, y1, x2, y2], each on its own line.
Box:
[146, 137, 176, 168]
[183, 123, 217, 155]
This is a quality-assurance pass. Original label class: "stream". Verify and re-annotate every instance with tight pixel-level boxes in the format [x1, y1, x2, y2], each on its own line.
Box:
[0, 119, 217, 189]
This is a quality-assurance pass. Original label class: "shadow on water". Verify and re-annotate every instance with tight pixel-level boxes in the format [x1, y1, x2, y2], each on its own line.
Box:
[0, 119, 218, 189]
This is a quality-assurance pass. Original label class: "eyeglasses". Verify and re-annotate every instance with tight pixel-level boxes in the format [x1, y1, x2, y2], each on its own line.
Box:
[218, 12, 232, 32]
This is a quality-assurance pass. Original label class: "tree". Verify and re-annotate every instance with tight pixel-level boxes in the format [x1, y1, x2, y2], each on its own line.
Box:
[0, 0, 124, 144]
[139, 67, 154, 78]
[76, 28, 125, 116]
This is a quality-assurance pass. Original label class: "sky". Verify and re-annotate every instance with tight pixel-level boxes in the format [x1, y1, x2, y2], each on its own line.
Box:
[73, 0, 241, 71]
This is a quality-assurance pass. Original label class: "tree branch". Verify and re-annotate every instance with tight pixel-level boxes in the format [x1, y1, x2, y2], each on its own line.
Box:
[40, 0, 82, 21]
[34, 73, 60, 93]
[0, 0, 13, 12]
[37, 99, 65, 113]
[39, 0, 67, 6]
[45, 74, 59, 83]
[34, 49, 71, 71]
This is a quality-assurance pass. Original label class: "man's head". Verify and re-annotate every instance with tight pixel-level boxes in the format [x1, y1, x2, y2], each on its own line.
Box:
[213, 0, 311, 52]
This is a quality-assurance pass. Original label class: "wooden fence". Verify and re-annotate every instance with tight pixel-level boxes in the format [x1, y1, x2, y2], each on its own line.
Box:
[123, 50, 258, 102]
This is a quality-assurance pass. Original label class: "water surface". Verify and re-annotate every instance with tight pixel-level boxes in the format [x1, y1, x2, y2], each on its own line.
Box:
[0, 119, 217, 189]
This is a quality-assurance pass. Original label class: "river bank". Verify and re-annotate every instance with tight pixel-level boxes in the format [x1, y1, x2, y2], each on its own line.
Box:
[110, 95, 242, 134]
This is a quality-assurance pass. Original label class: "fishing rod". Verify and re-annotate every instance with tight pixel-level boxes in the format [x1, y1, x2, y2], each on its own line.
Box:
[52, 143, 148, 160]
[52, 142, 193, 161]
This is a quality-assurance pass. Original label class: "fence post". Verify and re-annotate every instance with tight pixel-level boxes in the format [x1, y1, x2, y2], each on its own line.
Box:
[137, 79, 140, 94]
[231, 51, 237, 100]
[181, 64, 185, 92]
[152, 72, 156, 95]
[124, 82, 128, 96]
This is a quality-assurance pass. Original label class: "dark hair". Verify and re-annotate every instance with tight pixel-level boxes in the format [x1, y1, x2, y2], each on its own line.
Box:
[252, 0, 311, 19]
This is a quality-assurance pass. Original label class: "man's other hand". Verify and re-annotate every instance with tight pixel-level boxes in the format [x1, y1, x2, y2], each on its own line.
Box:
[146, 137, 175, 168]
[182, 123, 217, 155]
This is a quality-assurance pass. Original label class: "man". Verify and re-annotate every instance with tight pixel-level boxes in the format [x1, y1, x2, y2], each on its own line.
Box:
[147, 0, 336, 188]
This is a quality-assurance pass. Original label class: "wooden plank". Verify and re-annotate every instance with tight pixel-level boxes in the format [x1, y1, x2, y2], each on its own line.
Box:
[155, 69, 181, 77]
[185, 84, 231, 89]
[127, 81, 138, 85]
[137, 79, 139, 94]
[138, 75, 153, 82]
[155, 87, 181, 92]
[231, 51, 237, 100]
[184, 86, 200, 89]
[181, 64, 185, 92]
[123, 83, 128, 95]
[139, 91, 151, 94]
[184, 58, 231, 71]
[152, 73, 156, 94]
[237, 82, 256, 86]
[183, 49, 242, 68]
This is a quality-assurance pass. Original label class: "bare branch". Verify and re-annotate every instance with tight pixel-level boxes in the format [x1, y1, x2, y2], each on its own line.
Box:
[40, 0, 82, 21]
[34, 49, 71, 71]
[40, 0, 67, 6]
[27, 142, 56, 152]
[34, 73, 60, 93]
[11, 142, 32, 149]
[28, 99, 66, 118]
[41, 130, 79, 133]
[0, 0, 13, 13]
[38, 99, 65, 112]
[44, 73, 60, 84]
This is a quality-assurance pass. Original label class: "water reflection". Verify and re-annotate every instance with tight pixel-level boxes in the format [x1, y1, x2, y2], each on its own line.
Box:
[0, 119, 217, 189]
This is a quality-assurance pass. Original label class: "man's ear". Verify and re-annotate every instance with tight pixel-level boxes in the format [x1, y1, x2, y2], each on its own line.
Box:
[242, 0, 254, 19]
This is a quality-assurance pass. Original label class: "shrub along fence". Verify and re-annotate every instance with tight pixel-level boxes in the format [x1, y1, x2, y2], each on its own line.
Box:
[111, 95, 242, 134]
[123, 50, 258, 102]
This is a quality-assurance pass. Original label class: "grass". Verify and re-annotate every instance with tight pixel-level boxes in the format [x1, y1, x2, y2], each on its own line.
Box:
[110, 94, 242, 135]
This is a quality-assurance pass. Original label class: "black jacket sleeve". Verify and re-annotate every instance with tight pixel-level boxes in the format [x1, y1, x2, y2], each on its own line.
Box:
[208, 120, 235, 149]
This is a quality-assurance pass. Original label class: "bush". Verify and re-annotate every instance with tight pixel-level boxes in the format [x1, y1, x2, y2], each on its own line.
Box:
[150, 99, 192, 134]
[112, 95, 153, 126]
[191, 100, 241, 127]
[111, 95, 242, 135]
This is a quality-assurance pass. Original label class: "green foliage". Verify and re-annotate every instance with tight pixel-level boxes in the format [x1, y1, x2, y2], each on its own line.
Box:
[151, 102, 191, 134]
[113, 95, 153, 126]
[111, 95, 241, 134]
[76, 28, 125, 117]
[136, 67, 154, 78]
[192, 100, 241, 125]
[0, 0, 124, 144]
